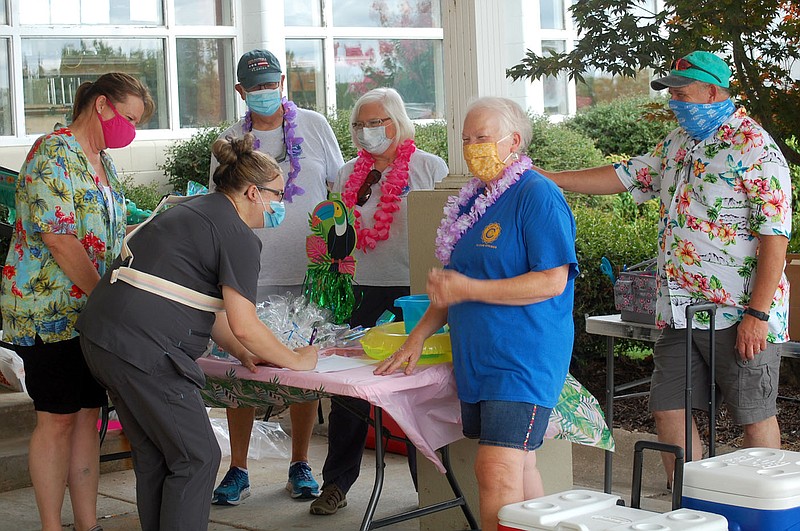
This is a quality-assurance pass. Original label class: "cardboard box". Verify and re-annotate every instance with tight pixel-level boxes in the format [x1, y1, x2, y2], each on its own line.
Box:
[785, 254, 800, 341]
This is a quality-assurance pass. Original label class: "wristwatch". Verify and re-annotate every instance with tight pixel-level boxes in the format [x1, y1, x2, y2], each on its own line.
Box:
[744, 307, 770, 321]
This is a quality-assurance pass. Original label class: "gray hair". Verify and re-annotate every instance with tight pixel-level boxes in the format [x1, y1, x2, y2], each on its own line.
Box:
[466, 97, 532, 152]
[350, 88, 415, 147]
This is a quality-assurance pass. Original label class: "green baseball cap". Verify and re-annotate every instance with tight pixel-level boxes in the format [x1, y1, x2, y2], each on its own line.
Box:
[651, 51, 731, 90]
[237, 49, 282, 89]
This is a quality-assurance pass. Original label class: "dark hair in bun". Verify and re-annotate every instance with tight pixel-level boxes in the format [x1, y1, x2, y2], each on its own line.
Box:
[212, 133, 282, 195]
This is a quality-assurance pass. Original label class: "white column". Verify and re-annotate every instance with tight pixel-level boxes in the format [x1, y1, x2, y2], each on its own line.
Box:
[239, 0, 286, 61]
[441, 0, 508, 180]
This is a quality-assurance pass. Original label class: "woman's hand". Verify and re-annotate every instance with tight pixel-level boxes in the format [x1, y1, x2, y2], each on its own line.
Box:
[427, 268, 472, 307]
[373, 337, 424, 376]
[227, 349, 259, 373]
[292, 345, 320, 371]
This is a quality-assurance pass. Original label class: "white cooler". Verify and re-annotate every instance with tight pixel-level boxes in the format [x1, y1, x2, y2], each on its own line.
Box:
[498, 489, 727, 531]
[682, 447, 800, 530]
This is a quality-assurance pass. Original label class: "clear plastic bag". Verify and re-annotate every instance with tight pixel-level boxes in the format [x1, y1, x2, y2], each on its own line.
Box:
[209, 416, 290, 460]
[0, 345, 25, 392]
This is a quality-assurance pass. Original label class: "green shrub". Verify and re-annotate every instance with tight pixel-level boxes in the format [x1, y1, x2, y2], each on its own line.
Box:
[566, 96, 675, 157]
[527, 115, 607, 172]
[160, 124, 228, 193]
[414, 121, 448, 163]
[325, 108, 357, 162]
[119, 175, 164, 211]
[570, 204, 658, 361]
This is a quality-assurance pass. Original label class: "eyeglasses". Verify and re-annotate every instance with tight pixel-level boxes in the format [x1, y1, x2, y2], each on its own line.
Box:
[357, 169, 382, 206]
[671, 57, 723, 84]
[256, 185, 285, 201]
[248, 82, 281, 91]
[352, 117, 392, 130]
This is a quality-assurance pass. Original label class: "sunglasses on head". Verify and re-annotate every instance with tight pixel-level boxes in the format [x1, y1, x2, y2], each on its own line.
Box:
[671, 57, 722, 84]
[357, 169, 382, 206]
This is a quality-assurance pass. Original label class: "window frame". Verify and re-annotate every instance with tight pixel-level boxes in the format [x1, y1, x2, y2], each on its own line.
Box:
[0, 0, 237, 146]
[284, 1, 444, 113]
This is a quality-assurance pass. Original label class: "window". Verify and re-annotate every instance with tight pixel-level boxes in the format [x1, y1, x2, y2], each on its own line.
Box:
[21, 38, 167, 134]
[334, 38, 442, 118]
[19, 0, 163, 25]
[0, 40, 10, 135]
[175, 0, 232, 25]
[0, 0, 6, 25]
[284, 0, 322, 27]
[331, 0, 441, 28]
[540, 0, 565, 30]
[286, 40, 325, 110]
[285, 0, 444, 117]
[177, 39, 234, 127]
[1, 0, 237, 138]
[542, 40, 568, 115]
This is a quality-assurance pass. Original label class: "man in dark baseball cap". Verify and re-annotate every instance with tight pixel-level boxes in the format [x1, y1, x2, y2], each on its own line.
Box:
[237, 49, 283, 90]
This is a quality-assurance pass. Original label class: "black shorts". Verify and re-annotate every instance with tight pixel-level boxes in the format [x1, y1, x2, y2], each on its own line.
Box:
[15, 336, 107, 414]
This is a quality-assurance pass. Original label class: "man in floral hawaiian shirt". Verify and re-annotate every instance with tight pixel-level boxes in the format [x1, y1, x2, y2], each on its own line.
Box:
[536, 50, 791, 485]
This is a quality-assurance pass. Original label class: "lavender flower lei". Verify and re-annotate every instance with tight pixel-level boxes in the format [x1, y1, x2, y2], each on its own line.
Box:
[243, 97, 305, 202]
[434, 154, 533, 265]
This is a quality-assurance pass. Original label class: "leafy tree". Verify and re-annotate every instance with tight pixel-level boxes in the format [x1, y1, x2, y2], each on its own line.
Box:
[507, 0, 800, 165]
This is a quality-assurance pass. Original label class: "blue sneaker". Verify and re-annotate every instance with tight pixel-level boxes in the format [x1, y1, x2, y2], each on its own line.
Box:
[286, 461, 320, 499]
[212, 467, 250, 506]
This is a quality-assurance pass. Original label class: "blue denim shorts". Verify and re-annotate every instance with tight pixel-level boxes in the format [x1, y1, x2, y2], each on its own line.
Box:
[461, 400, 552, 451]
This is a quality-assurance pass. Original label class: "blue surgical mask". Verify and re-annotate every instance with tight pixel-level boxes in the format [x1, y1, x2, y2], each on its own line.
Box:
[263, 200, 285, 228]
[357, 125, 393, 154]
[669, 98, 736, 141]
[246, 88, 282, 117]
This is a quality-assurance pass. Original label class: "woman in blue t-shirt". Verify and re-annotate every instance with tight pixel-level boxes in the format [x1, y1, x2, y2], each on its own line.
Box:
[375, 97, 579, 531]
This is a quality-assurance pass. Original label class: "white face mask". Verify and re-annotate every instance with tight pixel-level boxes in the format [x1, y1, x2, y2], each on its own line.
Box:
[357, 125, 394, 154]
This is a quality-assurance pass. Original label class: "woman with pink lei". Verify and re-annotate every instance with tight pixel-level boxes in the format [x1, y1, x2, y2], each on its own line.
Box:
[375, 97, 579, 531]
[309, 87, 448, 516]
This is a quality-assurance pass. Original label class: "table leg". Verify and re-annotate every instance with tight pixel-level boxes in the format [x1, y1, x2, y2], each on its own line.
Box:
[605, 336, 614, 494]
[360, 407, 387, 531]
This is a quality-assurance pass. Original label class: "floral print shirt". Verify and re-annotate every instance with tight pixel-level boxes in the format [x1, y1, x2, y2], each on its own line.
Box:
[0, 128, 126, 346]
[615, 108, 791, 341]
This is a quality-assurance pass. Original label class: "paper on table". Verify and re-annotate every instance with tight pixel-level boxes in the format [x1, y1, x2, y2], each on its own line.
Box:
[314, 354, 379, 373]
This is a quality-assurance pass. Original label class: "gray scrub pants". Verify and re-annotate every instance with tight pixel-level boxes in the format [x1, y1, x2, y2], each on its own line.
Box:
[81, 337, 220, 531]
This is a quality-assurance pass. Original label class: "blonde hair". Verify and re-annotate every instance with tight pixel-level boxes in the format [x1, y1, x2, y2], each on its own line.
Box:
[212, 133, 282, 195]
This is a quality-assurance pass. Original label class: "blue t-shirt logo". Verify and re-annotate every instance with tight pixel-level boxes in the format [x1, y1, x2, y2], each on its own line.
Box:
[482, 222, 501, 244]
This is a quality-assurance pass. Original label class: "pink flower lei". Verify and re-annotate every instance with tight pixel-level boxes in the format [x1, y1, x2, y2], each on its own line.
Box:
[342, 138, 416, 252]
[434, 154, 533, 265]
[243, 97, 304, 202]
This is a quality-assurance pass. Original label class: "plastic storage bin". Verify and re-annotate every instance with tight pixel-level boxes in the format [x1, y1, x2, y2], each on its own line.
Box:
[682, 447, 800, 530]
[498, 489, 727, 531]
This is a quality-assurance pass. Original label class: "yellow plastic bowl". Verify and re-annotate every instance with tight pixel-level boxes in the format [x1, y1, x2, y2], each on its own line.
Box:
[360, 322, 452, 365]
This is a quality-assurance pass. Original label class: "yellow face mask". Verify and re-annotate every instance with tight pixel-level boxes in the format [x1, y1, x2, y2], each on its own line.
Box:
[462, 134, 513, 182]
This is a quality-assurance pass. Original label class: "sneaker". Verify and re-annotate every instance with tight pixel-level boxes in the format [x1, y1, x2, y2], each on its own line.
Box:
[286, 461, 321, 499]
[309, 484, 347, 515]
[212, 467, 250, 506]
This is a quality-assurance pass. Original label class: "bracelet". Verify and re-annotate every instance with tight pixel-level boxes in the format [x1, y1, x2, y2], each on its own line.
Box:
[744, 307, 770, 322]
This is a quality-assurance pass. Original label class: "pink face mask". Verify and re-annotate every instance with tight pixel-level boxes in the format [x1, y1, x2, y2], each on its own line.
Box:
[99, 99, 136, 149]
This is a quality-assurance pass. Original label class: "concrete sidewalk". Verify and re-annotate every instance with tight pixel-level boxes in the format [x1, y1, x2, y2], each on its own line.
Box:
[0, 412, 690, 530]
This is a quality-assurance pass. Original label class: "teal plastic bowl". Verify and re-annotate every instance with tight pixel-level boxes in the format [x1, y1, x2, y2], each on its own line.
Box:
[394, 294, 446, 334]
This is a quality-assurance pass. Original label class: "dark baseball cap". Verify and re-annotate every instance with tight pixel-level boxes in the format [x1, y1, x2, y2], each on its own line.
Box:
[651, 51, 731, 90]
[237, 49, 282, 89]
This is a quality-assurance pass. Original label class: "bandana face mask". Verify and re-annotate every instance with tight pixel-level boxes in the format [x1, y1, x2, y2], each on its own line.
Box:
[668, 98, 735, 141]
[462, 134, 513, 182]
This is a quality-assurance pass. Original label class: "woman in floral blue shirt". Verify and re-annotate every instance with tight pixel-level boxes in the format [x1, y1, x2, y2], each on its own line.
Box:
[0, 72, 153, 531]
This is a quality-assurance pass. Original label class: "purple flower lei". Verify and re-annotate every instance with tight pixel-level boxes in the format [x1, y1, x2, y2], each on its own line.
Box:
[434, 154, 533, 265]
[243, 97, 305, 202]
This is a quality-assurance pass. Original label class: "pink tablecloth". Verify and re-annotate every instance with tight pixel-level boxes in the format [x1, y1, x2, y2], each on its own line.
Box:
[198, 356, 461, 473]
